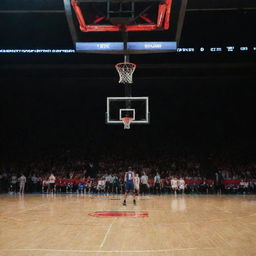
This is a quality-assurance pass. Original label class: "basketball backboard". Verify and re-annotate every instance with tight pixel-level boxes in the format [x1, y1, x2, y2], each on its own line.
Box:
[106, 97, 149, 125]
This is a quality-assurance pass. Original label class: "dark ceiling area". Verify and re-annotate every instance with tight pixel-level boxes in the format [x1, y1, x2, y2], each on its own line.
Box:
[0, 1, 255, 161]
[0, 0, 255, 78]
[1, 75, 256, 160]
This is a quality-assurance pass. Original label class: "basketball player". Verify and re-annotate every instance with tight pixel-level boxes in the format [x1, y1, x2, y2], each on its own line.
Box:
[18, 174, 26, 194]
[178, 177, 185, 194]
[77, 181, 85, 194]
[42, 177, 49, 193]
[105, 173, 112, 194]
[123, 167, 136, 206]
[154, 172, 161, 194]
[97, 179, 105, 194]
[48, 173, 56, 193]
[140, 172, 149, 195]
[134, 173, 140, 195]
[85, 177, 92, 194]
[171, 176, 178, 194]
[112, 174, 121, 194]
[55, 178, 64, 193]
[214, 171, 223, 194]
[66, 180, 74, 193]
[10, 173, 18, 193]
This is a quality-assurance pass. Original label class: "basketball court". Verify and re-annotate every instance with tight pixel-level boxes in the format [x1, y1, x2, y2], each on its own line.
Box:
[0, 194, 256, 256]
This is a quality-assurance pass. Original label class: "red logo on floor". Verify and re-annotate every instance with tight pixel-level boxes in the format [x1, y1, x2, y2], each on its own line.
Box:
[89, 211, 148, 218]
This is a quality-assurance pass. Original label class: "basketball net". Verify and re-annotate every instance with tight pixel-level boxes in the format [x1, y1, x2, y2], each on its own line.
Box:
[121, 117, 133, 129]
[115, 62, 136, 84]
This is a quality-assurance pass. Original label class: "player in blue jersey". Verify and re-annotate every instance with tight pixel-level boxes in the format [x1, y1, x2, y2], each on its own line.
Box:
[77, 182, 85, 194]
[123, 167, 136, 206]
[66, 181, 73, 193]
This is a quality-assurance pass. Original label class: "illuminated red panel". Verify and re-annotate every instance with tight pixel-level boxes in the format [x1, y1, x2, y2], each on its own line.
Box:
[71, 0, 172, 32]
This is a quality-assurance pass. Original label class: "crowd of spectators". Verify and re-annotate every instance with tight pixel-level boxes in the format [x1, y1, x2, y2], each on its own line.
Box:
[1, 150, 256, 195]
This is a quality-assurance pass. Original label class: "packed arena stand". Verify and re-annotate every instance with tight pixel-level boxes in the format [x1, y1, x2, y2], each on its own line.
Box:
[0, 150, 255, 194]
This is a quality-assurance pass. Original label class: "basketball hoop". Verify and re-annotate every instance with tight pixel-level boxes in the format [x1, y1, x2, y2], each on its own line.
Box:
[121, 117, 133, 129]
[115, 62, 136, 84]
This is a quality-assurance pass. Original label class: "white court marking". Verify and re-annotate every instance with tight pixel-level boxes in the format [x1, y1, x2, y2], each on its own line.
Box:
[0, 247, 212, 253]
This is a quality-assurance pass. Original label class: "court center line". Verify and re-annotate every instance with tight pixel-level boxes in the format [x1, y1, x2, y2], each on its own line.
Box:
[99, 218, 116, 248]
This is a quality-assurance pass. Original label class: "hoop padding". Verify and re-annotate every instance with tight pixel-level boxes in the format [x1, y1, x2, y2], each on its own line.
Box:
[115, 62, 136, 84]
[121, 117, 133, 129]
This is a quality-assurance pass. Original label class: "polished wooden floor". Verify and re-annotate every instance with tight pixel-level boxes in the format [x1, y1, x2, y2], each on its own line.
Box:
[0, 193, 256, 256]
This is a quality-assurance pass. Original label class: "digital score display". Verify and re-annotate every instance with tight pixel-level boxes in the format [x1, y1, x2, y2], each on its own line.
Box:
[0, 45, 255, 54]
[76, 41, 177, 54]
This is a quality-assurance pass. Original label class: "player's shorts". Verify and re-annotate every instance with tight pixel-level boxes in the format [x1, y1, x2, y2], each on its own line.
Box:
[155, 183, 161, 189]
[179, 185, 185, 190]
[78, 184, 85, 190]
[134, 184, 140, 191]
[125, 182, 134, 191]
[49, 183, 55, 190]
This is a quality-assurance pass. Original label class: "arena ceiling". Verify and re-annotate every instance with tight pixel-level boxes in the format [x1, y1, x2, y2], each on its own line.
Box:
[0, 0, 255, 78]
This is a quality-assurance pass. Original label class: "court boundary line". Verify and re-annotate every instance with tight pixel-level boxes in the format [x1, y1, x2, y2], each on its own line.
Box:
[0, 247, 212, 253]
